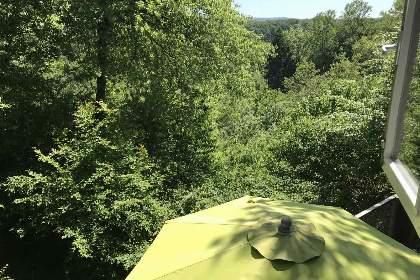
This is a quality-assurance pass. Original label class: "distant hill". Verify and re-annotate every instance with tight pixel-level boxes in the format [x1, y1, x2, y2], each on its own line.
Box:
[251, 17, 289, 21]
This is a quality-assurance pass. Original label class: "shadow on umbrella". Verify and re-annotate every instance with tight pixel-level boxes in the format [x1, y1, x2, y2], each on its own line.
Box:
[127, 196, 420, 280]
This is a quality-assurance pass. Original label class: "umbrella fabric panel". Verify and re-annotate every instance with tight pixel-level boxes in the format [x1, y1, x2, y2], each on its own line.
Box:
[167, 196, 270, 226]
[127, 197, 272, 280]
[168, 196, 418, 259]
[127, 223, 254, 280]
[255, 200, 420, 258]
[143, 234, 420, 280]
[126, 196, 420, 280]
[149, 239, 420, 280]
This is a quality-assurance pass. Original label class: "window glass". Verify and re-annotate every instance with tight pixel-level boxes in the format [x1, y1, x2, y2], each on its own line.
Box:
[399, 41, 420, 184]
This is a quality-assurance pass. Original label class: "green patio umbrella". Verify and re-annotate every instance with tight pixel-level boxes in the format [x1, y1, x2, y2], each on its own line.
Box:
[126, 196, 420, 280]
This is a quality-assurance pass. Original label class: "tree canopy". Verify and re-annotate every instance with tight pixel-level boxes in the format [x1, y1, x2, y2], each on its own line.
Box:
[0, 0, 414, 279]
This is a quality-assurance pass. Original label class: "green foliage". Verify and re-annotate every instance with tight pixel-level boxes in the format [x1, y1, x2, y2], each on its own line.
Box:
[337, 0, 374, 57]
[61, 0, 271, 101]
[0, 98, 9, 109]
[284, 27, 312, 63]
[0, 54, 91, 182]
[0, 265, 13, 280]
[2, 103, 167, 269]
[282, 0, 375, 73]
[283, 60, 322, 99]
[266, 28, 296, 90]
[0, 0, 272, 277]
[375, 0, 404, 38]
[245, 18, 309, 42]
[399, 46, 420, 179]
[283, 11, 339, 73]
[306, 10, 339, 72]
[0, 1, 80, 180]
[269, 50, 394, 211]
[0, 0, 412, 279]
[400, 99, 420, 179]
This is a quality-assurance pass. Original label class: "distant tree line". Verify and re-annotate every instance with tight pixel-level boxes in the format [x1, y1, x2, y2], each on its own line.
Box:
[253, 0, 381, 90]
[245, 18, 309, 42]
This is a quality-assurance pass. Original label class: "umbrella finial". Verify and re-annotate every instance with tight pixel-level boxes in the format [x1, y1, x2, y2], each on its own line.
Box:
[278, 216, 292, 234]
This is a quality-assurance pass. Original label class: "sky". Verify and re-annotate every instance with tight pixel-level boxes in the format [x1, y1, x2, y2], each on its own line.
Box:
[233, 0, 395, 19]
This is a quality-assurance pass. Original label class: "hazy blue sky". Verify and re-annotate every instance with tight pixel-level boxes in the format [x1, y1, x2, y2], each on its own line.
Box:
[233, 0, 395, 19]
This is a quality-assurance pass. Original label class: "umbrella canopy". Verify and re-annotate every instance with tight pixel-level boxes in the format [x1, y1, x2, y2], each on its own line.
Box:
[127, 196, 420, 280]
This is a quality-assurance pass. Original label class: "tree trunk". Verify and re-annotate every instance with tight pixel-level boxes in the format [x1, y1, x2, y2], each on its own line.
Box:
[96, 74, 106, 102]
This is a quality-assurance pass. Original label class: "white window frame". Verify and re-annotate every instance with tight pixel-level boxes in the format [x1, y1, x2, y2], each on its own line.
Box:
[381, 0, 420, 235]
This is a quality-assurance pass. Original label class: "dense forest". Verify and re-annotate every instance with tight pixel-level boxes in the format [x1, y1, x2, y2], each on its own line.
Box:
[0, 0, 417, 279]
[245, 18, 309, 42]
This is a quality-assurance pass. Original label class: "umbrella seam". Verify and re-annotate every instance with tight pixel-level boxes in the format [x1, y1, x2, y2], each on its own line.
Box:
[166, 222, 255, 227]
[152, 242, 250, 280]
[255, 202, 276, 219]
